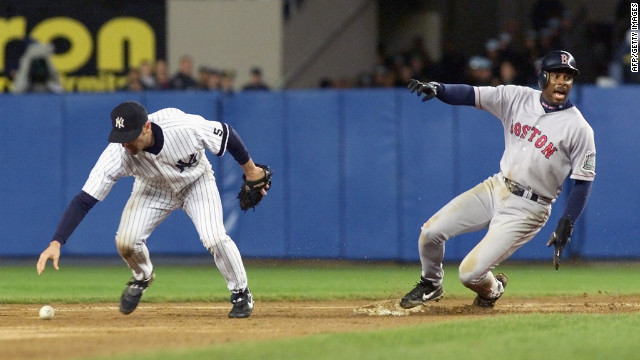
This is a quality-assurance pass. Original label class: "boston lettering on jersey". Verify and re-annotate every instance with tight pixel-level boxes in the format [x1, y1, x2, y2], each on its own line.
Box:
[509, 122, 558, 159]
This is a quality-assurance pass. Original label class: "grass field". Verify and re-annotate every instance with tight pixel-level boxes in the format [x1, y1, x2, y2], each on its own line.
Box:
[1, 259, 640, 360]
[103, 313, 640, 360]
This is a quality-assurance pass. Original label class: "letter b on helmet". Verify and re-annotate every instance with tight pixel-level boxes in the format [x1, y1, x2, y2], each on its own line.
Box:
[538, 50, 580, 89]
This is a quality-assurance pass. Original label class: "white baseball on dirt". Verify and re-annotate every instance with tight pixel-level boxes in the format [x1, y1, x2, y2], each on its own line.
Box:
[39, 305, 55, 320]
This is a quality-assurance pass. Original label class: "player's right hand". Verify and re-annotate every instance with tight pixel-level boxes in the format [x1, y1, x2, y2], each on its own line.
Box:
[407, 79, 440, 102]
[36, 241, 61, 275]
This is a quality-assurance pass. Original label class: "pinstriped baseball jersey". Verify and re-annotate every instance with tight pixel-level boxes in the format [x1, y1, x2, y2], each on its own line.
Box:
[82, 106, 249, 295]
[37, 101, 256, 317]
[475, 85, 596, 199]
[83, 108, 229, 199]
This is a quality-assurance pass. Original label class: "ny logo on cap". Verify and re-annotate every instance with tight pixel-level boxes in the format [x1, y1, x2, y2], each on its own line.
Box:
[115, 117, 125, 129]
[561, 54, 568, 64]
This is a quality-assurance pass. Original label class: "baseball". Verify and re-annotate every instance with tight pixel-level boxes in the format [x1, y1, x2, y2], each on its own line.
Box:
[39, 305, 55, 320]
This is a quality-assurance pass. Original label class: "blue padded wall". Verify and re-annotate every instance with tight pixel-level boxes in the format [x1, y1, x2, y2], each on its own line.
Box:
[579, 86, 640, 258]
[221, 91, 287, 258]
[1, 85, 638, 261]
[397, 92, 457, 261]
[342, 89, 399, 260]
[285, 90, 342, 258]
[0, 95, 65, 255]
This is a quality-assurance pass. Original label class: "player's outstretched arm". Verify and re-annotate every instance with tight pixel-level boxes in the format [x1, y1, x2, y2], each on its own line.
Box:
[36, 240, 61, 275]
[407, 80, 476, 106]
[35, 191, 99, 275]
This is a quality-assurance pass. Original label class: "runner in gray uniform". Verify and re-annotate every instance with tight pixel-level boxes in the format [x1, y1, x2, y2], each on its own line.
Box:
[400, 50, 596, 308]
[36, 100, 269, 318]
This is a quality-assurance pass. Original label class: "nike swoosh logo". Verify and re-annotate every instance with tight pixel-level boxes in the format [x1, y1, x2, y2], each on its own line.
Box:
[422, 290, 438, 301]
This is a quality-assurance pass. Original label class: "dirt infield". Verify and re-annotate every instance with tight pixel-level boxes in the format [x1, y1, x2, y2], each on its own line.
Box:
[2, 295, 640, 360]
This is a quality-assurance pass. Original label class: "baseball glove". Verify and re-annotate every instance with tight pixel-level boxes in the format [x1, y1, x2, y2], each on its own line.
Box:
[238, 164, 272, 211]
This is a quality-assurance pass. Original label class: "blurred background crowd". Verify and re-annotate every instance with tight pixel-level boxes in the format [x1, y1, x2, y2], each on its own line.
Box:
[6, 0, 639, 94]
[117, 55, 271, 94]
[322, 0, 639, 89]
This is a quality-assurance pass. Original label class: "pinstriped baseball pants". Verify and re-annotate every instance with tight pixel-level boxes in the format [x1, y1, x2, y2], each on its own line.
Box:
[114, 171, 248, 292]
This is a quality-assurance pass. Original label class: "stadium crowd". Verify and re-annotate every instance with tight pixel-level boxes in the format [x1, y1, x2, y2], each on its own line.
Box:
[7, 0, 638, 94]
[320, 0, 639, 89]
[117, 55, 270, 94]
[117, 0, 637, 91]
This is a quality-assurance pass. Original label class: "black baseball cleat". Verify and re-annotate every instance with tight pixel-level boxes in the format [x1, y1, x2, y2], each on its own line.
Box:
[473, 273, 508, 308]
[119, 273, 155, 315]
[228, 287, 254, 318]
[400, 276, 444, 309]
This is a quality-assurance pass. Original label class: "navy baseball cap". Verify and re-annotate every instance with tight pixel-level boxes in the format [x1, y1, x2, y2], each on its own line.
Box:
[109, 101, 148, 143]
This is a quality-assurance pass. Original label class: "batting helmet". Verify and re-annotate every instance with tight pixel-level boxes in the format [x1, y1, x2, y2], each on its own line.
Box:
[537, 50, 580, 89]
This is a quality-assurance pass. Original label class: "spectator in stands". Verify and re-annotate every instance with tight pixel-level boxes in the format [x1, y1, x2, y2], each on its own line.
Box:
[519, 30, 541, 85]
[311, 2, 632, 89]
[396, 64, 414, 87]
[242, 67, 270, 91]
[221, 68, 236, 94]
[559, 7, 592, 83]
[405, 35, 435, 77]
[536, 27, 555, 57]
[389, 53, 407, 81]
[546, 18, 565, 50]
[138, 60, 157, 90]
[466, 56, 494, 86]
[319, 77, 335, 88]
[408, 54, 429, 82]
[153, 59, 171, 90]
[205, 68, 223, 91]
[197, 66, 211, 90]
[355, 71, 373, 88]
[170, 55, 198, 90]
[497, 60, 519, 85]
[119, 68, 144, 92]
[497, 32, 519, 63]
[485, 38, 502, 80]
[372, 65, 395, 88]
[10, 38, 63, 94]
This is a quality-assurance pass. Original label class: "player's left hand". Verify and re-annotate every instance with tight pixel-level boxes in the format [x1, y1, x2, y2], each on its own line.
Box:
[243, 163, 271, 196]
[36, 240, 62, 275]
[238, 162, 272, 211]
[546, 216, 574, 270]
[407, 79, 440, 102]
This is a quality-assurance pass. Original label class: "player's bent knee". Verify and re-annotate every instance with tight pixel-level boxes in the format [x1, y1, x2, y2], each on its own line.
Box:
[203, 234, 233, 252]
[115, 235, 139, 256]
[419, 224, 446, 247]
[458, 263, 484, 287]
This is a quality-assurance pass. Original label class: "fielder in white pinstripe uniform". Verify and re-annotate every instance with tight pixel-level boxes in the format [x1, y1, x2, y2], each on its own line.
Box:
[37, 100, 268, 318]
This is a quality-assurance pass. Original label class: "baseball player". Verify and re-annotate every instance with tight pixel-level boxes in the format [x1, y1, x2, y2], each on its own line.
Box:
[36, 100, 270, 318]
[400, 50, 596, 308]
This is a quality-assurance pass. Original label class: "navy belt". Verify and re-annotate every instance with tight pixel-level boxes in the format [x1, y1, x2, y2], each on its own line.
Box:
[503, 177, 551, 204]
